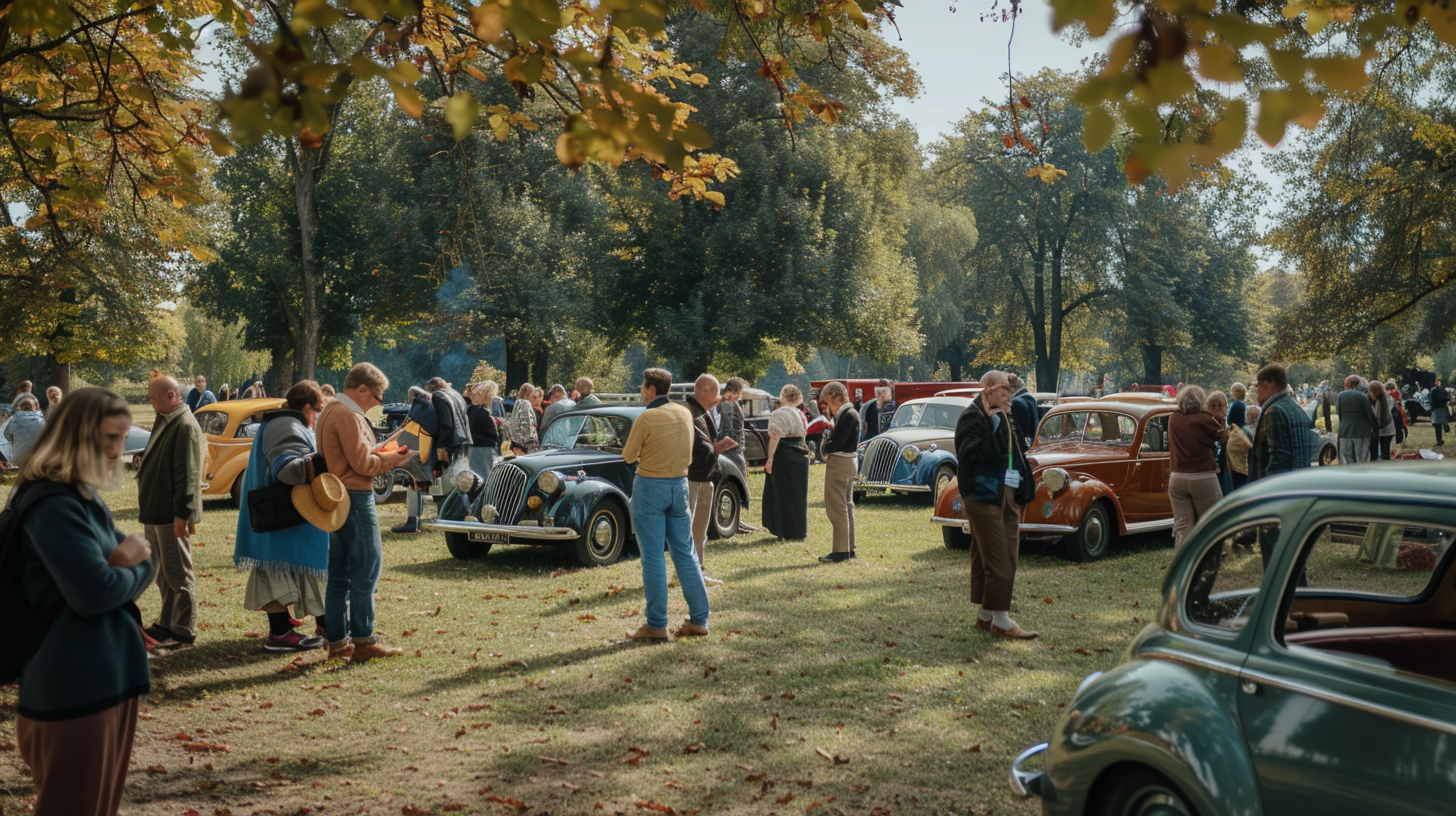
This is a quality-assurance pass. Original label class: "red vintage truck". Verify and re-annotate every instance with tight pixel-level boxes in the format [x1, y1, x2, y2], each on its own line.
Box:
[808, 379, 982, 405]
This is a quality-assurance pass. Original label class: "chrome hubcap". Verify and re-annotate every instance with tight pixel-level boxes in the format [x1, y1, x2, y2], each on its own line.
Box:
[592, 516, 615, 550]
[1087, 516, 1106, 550]
[717, 492, 735, 523]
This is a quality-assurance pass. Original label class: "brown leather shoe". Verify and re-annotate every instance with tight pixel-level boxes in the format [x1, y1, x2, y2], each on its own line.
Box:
[991, 623, 1038, 640]
[673, 620, 709, 638]
[625, 625, 669, 642]
[975, 617, 992, 631]
[351, 640, 404, 663]
[328, 640, 355, 661]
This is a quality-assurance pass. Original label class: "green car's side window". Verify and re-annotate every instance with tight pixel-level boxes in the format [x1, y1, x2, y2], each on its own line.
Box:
[1297, 520, 1455, 600]
[1186, 520, 1280, 633]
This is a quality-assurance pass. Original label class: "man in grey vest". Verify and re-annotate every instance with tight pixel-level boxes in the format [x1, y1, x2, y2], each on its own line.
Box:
[1335, 374, 1377, 464]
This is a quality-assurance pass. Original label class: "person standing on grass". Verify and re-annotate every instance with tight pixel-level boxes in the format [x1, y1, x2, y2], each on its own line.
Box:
[1430, 378, 1449, 447]
[1008, 374, 1040, 451]
[621, 367, 709, 641]
[717, 377, 757, 534]
[10, 387, 155, 816]
[761, 384, 810, 540]
[1249, 364, 1316, 482]
[5, 396, 45, 462]
[1168, 385, 1228, 551]
[233, 380, 336, 652]
[315, 363, 415, 663]
[43, 386, 62, 417]
[466, 381, 501, 476]
[1336, 374, 1376, 464]
[684, 373, 726, 586]
[1370, 380, 1396, 460]
[955, 370, 1037, 639]
[509, 383, 539, 454]
[136, 375, 204, 649]
[817, 381, 860, 563]
[185, 375, 216, 412]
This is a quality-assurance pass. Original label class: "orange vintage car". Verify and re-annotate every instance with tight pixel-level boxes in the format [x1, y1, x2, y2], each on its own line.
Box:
[932, 399, 1177, 561]
[195, 398, 286, 502]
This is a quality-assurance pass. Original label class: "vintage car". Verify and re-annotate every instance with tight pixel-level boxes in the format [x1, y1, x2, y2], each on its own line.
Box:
[1010, 461, 1456, 816]
[663, 384, 774, 468]
[423, 405, 750, 567]
[1, 416, 149, 470]
[854, 396, 972, 500]
[195, 398, 286, 502]
[934, 399, 1178, 561]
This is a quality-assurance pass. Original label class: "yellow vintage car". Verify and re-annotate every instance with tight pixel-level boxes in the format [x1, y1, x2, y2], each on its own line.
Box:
[195, 398, 286, 502]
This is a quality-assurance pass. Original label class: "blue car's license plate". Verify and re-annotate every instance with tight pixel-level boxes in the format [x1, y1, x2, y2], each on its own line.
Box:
[468, 531, 509, 545]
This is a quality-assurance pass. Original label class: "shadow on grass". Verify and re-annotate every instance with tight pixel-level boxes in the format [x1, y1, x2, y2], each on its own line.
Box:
[150, 638, 340, 698]
[127, 745, 384, 809]
[391, 542, 636, 581]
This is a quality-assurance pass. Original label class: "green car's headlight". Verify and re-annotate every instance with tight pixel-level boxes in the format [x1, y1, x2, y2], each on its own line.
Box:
[538, 470, 562, 495]
[901, 445, 921, 464]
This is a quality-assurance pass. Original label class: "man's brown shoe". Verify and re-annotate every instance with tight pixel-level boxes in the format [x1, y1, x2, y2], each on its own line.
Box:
[351, 640, 404, 663]
[991, 623, 1038, 640]
[975, 617, 992, 631]
[673, 620, 709, 638]
[625, 625, 669, 642]
[328, 640, 355, 661]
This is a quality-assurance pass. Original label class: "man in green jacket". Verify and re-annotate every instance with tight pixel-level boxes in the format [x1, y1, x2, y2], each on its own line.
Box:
[137, 375, 204, 647]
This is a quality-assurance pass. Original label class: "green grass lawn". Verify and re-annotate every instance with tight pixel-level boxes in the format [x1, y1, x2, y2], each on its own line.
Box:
[0, 418, 1448, 815]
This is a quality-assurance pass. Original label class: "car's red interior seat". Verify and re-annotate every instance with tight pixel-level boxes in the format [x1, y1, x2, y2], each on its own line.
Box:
[1288, 627, 1456, 683]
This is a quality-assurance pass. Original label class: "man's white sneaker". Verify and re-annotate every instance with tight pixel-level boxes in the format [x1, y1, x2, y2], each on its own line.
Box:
[703, 575, 724, 586]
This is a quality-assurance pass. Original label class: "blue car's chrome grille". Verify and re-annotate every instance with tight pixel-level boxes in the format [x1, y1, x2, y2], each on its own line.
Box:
[858, 438, 900, 483]
[483, 463, 529, 524]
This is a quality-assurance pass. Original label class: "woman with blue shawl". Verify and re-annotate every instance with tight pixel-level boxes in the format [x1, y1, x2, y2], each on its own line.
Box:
[234, 381, 336, 651]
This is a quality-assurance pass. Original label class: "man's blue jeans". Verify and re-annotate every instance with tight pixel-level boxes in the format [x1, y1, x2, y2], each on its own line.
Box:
[631, 475, 709, 630]
[325, 490, 382, 643]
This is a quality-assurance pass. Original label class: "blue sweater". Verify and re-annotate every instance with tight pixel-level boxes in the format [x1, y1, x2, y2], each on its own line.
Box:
[19, 488, 153, 720]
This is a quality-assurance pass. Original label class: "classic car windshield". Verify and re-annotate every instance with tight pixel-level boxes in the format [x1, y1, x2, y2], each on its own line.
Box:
[891, 402, 960, 430]
[541, 414, 630, 450]
[1037, 411, 1137, 447]
[196, 411, 231, 437]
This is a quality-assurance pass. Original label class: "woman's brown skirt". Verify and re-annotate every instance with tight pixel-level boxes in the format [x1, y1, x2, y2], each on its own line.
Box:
[17, 696, 140, 816]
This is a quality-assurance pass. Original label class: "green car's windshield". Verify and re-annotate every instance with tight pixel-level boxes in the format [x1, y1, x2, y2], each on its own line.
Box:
[540, 414, 629, 451]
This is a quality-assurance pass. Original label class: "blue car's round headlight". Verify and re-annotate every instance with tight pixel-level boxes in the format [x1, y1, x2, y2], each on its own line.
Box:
[538, 470, 562, 495]
[901, 445, 921, 464]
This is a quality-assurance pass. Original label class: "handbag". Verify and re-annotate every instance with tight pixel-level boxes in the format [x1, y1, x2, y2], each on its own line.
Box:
[248, 481, 306, 533]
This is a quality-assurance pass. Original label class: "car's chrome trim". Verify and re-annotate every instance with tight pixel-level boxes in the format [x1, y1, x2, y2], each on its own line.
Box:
[855, 481, 932, 492]
[1142, 650, 1244, 679]
[1009, 742, 1048, 799]
[423, 520, 578, 540]
[932, 515, 965, 527]
[1019, 523, 1077, 535]
[1124, 519, 1175, 534]
[1238, 665, 1456, 738]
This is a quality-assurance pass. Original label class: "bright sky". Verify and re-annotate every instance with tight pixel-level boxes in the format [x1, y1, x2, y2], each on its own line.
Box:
[884, 1, 1098, 146]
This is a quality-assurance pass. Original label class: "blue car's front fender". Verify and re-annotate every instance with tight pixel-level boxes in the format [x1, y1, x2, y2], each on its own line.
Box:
[909, 449, 956, 488]
[549, 477, 632, 537]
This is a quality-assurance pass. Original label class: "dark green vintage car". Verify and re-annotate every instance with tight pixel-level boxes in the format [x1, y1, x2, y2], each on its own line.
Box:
[423, 405, 750, 567]
[1012, 461, 1456, 815]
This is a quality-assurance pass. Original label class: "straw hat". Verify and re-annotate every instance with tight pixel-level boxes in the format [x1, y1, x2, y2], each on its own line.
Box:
[292, 473, 350, 532]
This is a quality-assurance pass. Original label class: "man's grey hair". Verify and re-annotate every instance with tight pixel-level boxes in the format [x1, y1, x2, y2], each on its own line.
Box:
[979, 370, 1009, 389]
[1007, 373, 1025, 391]
[821, 381, 849, 402]
[1246, 405, 1261, 423]
[16, 396, 39, 411]
[548, 383, 567, 397]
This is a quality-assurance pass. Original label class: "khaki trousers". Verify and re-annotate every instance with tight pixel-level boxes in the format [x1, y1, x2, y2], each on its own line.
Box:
[144, 522, 197, 637]
[824, 455, 857, 554]
[1169, 473, 1224, 551]
[688, 480, 713, 567]
[964, 487, 1021, 611]
[18, 696, 139, 816]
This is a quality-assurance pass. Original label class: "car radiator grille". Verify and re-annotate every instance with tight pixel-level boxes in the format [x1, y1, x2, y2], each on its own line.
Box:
[483, 463, 529, 524]
[858, 438, 900, 483]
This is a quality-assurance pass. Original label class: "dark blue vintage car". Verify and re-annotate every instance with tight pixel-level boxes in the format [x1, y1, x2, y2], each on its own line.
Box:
[854, 396, 971, 500]
[424, 405, 750, 567]
[1011, 461, 1456, 815]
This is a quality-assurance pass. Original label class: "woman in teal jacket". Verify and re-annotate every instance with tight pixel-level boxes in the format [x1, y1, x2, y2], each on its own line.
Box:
[11, 387, 154, 816]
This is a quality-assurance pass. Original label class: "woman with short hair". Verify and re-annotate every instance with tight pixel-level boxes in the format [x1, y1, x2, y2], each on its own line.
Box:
[234, 380, 333, 651]
[466, 381, 501, 474]
[1205, 390, 1233, 495]
[1370, 380, 1396, 460]
[761, 384, 810, 540]
[509, 383, 539, 454]
[10, 387, 155, 816]
[1168, 385, 1228, 551]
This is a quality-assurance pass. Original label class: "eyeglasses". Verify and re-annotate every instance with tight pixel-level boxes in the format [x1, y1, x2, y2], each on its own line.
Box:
[370, 389, 384, 403]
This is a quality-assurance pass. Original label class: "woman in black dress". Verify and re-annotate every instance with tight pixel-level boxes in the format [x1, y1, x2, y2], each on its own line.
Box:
[762, 384, 810, 540]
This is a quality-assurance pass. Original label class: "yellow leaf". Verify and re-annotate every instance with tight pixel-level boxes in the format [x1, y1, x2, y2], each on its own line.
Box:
[445, 92, 481, 140]
[1195, 42, 1242, 84]
[703, 191, 726, 208]
[394, 86, 424, 118]
[1051, 0, 1116, 37]
[1209, 99, 1247, 153]
[1025, 164, 1068, 184]
[470, 1, 505, 42]
[202, 128, 235, 157]
[1309, 53, 1370, 92]
[189, 245, 220, 263]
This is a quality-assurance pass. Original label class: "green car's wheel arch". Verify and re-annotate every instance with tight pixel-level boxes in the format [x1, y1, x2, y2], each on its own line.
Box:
[1095, 766, 1197, 816]
[574, 500, 627, 567]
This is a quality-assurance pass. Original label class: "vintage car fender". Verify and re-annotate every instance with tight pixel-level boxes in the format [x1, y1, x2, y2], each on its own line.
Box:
[205, 450, 250, 497]
[910, 448, 957, 489]
[1029, 473, 1127, 535]
[1039, 657, 1262, 816]
[548, 475, 633, 536]
[718, 469, 751, 509]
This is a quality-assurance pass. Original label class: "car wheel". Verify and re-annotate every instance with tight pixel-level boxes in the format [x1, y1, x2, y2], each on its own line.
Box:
[229, 472, 245, 507]
[373, 470, 395, 503]
[942, 523, 972, 550]
[445, 532, 491, 560]
[1319, 443, 1337, 467]
[1062, 500, 1112, 562]
[1096, 767, 1197, 816]
[932, 464, 956, 501]
[574, 501, 627, 567]
[708, 482, 742, 540]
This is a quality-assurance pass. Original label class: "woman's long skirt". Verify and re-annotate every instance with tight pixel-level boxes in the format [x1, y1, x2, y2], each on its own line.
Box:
[762, 442, 809, 540]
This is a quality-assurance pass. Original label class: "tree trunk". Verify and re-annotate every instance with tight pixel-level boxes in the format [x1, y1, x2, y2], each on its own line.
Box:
[505, 337, 530, 390]
[268, 346, 291, 397]
[45, 355, 70, 394]
[288, 140, 323, 381]
[531, 346, 550, 387]
[1141, 344, 1164, 386]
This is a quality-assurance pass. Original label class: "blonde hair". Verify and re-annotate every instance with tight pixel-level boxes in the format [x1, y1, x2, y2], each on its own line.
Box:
[517, 383, 534, 400]
[475, 380, 499, 404]
[1205, 390, 1229, 413]
[779, 384, 803, 406]
[343, 362, 389, 393]
[1177, 384, 1208, 414]
[13, 387, 131, 499]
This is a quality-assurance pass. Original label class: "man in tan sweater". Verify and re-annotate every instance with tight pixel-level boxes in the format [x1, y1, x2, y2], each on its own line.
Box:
[315, 363, 414, 662]
[621, 367, 709, 642]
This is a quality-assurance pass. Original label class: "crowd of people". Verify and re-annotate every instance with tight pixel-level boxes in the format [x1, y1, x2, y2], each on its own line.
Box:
[4, 359, 1454, 815]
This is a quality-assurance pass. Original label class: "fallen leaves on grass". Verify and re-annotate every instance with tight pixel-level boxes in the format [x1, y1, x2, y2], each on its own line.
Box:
[633, 801, 679, 814]
[621, 746, 651, 765]
[539, 755, 568, 766]
[814, 747, 849, 764]
[181, 741, 230, 753]
[484, 794, 532, 811]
